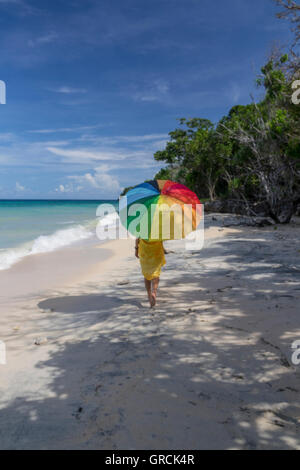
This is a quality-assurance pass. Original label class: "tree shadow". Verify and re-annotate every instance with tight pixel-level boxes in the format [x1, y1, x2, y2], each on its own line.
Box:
[38, 295, 143, 314]
[1, 224, 300, 449]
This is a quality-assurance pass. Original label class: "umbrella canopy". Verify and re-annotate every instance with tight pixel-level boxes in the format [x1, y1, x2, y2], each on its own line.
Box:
[119, 179, 202, 241]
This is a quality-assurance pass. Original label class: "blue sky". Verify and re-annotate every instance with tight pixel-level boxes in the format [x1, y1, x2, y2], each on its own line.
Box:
[0, 0, 292, 199]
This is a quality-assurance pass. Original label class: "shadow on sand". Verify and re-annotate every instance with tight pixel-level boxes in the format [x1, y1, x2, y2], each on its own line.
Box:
[1, 225, 300, 449]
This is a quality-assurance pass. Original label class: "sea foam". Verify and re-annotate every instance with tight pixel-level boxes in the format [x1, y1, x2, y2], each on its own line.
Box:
[0, 224, 94, 271]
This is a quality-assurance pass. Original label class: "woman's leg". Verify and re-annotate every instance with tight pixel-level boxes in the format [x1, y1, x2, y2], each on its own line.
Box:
[144, 278, 155, 307]
[151, 277, 160, 306]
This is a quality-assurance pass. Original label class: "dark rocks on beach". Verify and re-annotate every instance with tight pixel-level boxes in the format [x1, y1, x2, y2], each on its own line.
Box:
[204, 199, 299, 224]
[204, 199, 270, 217]
[206, 211, 275, 227]
[222, 215, 275, 227]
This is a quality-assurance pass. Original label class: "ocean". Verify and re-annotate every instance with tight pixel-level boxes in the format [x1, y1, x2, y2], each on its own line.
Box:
[0, 200, 118, 271]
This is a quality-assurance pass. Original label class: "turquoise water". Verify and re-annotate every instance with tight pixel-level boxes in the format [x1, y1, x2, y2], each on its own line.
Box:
[0, 200, 118, 270]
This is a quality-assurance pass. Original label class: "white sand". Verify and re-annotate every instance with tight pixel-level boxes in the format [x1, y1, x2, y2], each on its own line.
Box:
[0, 214, 300, 449]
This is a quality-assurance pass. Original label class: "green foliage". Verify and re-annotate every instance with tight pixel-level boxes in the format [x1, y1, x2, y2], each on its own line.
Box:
[154, 118, 227, 199]
[151, 51, 300, 222]
[120, 4, 299, 223]
[120, 186, 135, 196]
[121, 179, 156, 196]
[154, 167, 174, 181]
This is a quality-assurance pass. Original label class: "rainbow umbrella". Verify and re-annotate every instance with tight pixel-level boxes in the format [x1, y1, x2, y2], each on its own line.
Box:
[119, 179, 202, 241]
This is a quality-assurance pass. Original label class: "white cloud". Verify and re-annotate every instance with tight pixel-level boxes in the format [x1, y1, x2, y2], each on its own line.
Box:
[0, 0, 38, 15]
[131, 78, 170, 103]
[0, 131, 164, 197]
[0, 0, 23, 4]
[77, 133, 168, 145]
[0, 133, 16, 142]
[51, 86, 87, 94]
[27, 124, 103, 134]
[28, 32, 58, 47]
[0, 134, 164, 170]
[46, 146, 127, 163]
[228, 83, 242, 104]
[115, 133, 168, 143]
[55, 184, 73, 193]
[15, 181, 25, 191]
[67, 165, 120, 193]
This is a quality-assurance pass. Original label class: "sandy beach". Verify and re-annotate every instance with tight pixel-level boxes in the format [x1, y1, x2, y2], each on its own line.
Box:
[0, 213, 300, 450]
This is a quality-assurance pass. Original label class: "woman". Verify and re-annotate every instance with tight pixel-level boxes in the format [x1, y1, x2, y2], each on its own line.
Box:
[135, 238, 166, 307]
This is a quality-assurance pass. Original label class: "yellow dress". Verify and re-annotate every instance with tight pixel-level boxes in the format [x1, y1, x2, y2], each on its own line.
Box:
[138, 239, 166, 281]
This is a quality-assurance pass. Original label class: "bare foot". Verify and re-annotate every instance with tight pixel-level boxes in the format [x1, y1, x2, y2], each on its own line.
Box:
[147, 292, 154, 307]
[151, 292, 156, 307]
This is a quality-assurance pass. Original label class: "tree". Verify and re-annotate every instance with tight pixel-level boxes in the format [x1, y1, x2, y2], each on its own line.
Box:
[153, 54, 299, 223]
[274, 1, 300, 77]
[150, 4, 300, 223]
[275, 0, 300, 46]
[154, 118, 226, 200]
[219, 56, 300, 223]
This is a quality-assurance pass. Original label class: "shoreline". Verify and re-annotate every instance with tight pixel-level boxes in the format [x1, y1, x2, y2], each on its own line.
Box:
[0, 213, 236, 303]
[0, 237, 135, 305]
[0, 213, 300, 449]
